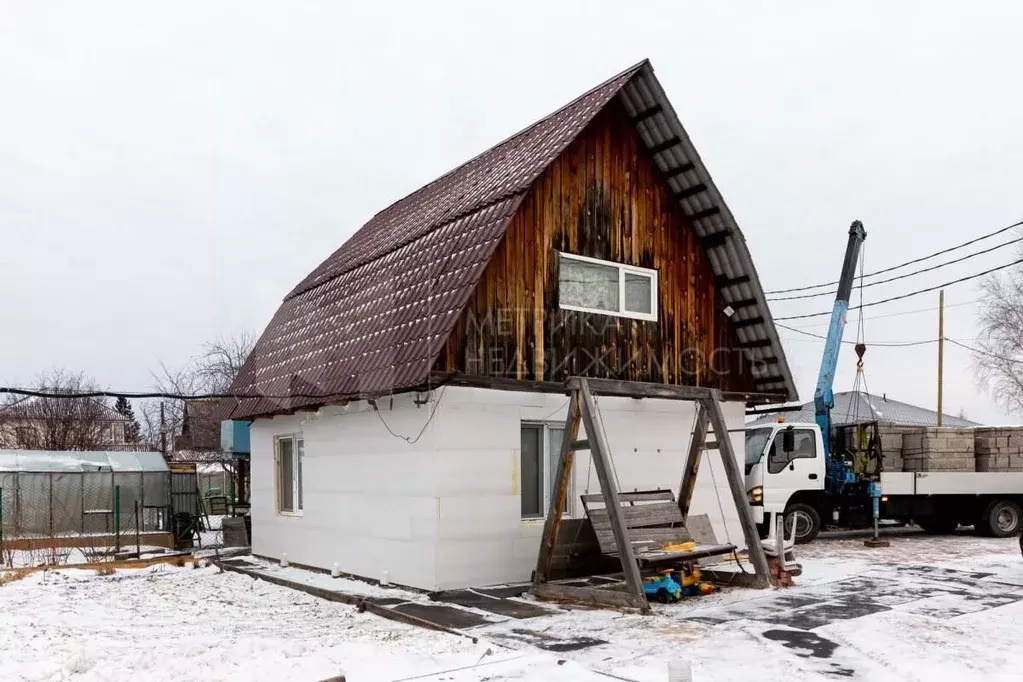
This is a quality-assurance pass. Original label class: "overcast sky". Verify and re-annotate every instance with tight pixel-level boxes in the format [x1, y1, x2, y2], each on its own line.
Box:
[2, 1, 1022, 423]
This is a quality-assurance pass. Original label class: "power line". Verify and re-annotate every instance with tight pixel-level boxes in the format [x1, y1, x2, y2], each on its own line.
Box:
[776, 323, 939, 347]
[764, 217, 1023, 295]
[774, 258, 1023, 321]
[767, 236, 1023, 302]
[781, 299, 980, 329]
[947, 338, 1023, 364]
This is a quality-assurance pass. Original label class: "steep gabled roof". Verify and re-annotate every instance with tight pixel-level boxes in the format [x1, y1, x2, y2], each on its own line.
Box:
[225, 60, 796, 419]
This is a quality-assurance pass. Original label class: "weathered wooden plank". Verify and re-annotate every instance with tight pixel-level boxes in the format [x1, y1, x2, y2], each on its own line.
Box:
[592, 527, 692, 553]
[701, 396, 773, 588]
[587, 502, 685, 529]
[678, 403, 708, 522]
[534, 391, 582, 585]
[531, 582, 647, 611]
[580, 490, 674, 504]
[569, 376, 718, 402]
[578, 380, 646, 609]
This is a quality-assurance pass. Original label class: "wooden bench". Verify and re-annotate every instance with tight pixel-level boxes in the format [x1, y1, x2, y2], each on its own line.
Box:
[581, 490, 736, 568]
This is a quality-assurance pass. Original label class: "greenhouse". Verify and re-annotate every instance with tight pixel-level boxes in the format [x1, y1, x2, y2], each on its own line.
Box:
[0, 450, 172, 546]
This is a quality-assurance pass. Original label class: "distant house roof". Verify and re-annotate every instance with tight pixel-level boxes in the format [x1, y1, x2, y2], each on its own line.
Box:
[225, 59, 796, 420]
[0, 450, 168, 473]
[1, 398, 129, 422]
[748, 391, 980, 428]
[174, 400, 223, 452]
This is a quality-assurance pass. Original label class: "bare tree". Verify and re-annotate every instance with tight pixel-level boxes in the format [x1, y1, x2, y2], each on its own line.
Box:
[974, 264, 1023, 413]
[139, 332, 255, 454]
[0, 370, 112, 450]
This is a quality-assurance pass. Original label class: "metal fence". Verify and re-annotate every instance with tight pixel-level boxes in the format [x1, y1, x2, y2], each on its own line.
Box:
[0, 470, 172, 540]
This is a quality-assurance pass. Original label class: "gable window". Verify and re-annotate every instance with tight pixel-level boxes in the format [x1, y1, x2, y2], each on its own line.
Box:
[275, 435, 304, 515]
[558, 252, 657, 321]
[520, 423, 571, 519]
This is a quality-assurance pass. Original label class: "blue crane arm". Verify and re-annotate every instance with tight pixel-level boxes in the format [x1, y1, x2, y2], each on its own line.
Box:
[813, 220, 867, 458]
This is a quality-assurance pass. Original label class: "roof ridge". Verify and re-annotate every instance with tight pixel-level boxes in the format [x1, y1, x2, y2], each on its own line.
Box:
[369, 59, 649, 222]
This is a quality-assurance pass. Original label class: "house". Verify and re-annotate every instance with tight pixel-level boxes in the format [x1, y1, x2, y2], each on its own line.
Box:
[747, 392, 979, 428]
[223, 60, 796, 591]
[0, 399, 134, 450]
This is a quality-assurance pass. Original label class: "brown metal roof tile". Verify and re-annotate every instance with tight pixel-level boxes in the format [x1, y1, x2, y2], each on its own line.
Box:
[225, 59, 797, 420]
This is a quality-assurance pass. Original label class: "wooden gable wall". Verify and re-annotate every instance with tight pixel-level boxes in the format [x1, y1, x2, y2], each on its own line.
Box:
[436, 101, 754, 393]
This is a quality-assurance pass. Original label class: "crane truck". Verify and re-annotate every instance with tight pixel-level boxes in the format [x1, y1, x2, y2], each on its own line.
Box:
[745, 221, 1023, 544]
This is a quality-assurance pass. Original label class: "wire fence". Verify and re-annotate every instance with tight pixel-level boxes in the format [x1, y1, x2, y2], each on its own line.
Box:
[0, 470, 174, 567]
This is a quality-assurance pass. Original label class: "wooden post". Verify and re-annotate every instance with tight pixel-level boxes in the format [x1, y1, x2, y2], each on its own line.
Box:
[678, 403, 708, 522]
[533, 391, 581, 584]
[576, 379, 647, 609]
[700, 394, 773, 588]
[937, 289, 944, 426]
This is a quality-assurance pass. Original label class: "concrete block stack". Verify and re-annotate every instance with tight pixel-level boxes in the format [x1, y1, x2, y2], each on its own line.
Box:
[839, 424, 913, 471]
[901, 427, 976, 472]
[877, 425, 918, 472]
[973, 426, 1023, 472]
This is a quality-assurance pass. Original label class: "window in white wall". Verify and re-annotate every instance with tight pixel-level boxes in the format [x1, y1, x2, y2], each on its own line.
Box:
[520, 423, 571, 519]
[558, 252, 658, 321]
[275, 435, 304, 515]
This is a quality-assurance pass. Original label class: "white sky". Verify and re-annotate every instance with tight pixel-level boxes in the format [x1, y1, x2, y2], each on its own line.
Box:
[2, 1, 1022, 423]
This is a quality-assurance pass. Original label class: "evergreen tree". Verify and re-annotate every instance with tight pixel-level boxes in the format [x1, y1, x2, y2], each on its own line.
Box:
[114, 396, 142, 443]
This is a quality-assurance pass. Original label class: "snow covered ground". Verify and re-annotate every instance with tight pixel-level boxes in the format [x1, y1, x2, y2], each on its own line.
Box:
[0, 534, 1021, 681]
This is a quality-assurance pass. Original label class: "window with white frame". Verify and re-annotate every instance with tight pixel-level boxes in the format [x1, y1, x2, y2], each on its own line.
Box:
[558, 252, 658, 321]
[275, 435, 304, 514]
[520, 422, 572, 519]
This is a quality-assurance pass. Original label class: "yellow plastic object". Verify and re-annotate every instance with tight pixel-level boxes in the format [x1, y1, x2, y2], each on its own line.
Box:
[661, 541, 697, 552]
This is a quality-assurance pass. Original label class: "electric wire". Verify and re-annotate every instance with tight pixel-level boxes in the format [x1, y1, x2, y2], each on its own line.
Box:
[764, 217, 1023, 295]
[767, 235, 1023, 302]
[774, 258, 1023, 321]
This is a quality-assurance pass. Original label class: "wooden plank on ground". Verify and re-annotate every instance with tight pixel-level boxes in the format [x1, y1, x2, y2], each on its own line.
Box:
[531, 582, 647, 610]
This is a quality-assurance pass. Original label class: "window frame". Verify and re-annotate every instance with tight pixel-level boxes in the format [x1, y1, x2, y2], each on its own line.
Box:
[557, 252, 658, 322]
[274, 434, 305, 517]
[520, 421, 573, 521]
[767, 428, 818, 474]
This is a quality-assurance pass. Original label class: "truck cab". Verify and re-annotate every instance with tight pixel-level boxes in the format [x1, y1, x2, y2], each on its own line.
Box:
[746, 422, 827, 543]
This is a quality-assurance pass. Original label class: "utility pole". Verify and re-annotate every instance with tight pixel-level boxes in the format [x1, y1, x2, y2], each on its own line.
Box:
[160, 401, 167, 457]
[937, 289, 945, 426]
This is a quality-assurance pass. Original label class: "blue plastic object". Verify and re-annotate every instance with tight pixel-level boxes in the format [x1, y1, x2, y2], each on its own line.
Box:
[643, 574, 683, 603]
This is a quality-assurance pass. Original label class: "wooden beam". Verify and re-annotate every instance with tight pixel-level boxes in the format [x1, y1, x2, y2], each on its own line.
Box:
[569, 439, 590, 451]
[567, 376, 718, 402]
[533, 391, 582, 585]
[630, 104, 663, 124]
[728, 298, 760, 309]
[531, 583, 647, 610]
[578, 380, 648, 611]
[678, 403, 708, 522]
[690, 206, 722, 222]
[699, 397, 773, 588]
[732, 316, 765, 329]
[716, 274, 750, 288]
[738, 339, 773, 349]
[700, 229, 733, 249]
[674, 183, 707, 200]
[647, 136, 681, 156]
[665, 162, 695, 180]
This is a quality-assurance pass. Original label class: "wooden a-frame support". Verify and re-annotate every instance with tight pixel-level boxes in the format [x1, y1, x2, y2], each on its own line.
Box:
[531, 377, 773, 612]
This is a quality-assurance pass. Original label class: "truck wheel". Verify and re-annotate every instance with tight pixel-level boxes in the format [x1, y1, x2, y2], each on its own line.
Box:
[982, 500, 1022, 538]
[656, 588, 671, 604]
[784, 504, 821, 544]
